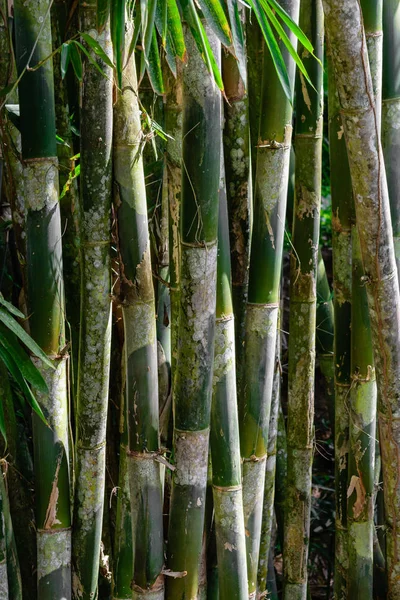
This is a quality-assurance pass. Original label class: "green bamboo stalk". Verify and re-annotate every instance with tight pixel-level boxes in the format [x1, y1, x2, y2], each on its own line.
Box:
[0, 465, 22, 600]
[113, 353, 132, 600]
[13, 2, 71, 598]
[210, 150, 247, 600]
[382, 0, 400, 273]
[246, 11, 262, 182]
[222, 41, 251, 401]
[346, 3, 380, 597]
[165, 24, 221, 600]
[73, 3, 113, 598]
[322, 1, 400, 597]
[347, 227, 376, 599]
[239, 2, 299, 595]
[113, 17, 163, 598]
[275, 402, 287, 549]
[284, 1, 324, 598]
[258, 327, 281, 594]
[327, 51, 352, 600]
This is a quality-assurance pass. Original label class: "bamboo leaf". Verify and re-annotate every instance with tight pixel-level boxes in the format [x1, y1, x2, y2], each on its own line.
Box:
[0, 324, 48, 394]
[141, 0, 157, 59]
[73, 41, 109, 79]
[226, 0, 247, 87]
[0, 294, 24, 319]
[266, 0, 314, 54]
[97, 0, 110, 32]
[69, 42, 83, 81]
[80, 32, 115, 68]
[61, 43, 71, 79]
[0, 307, 54, 369]
[180, 0, 224, 90]
[166, 0, 186, 61]
[147, 29, 165, 95]
[248, 0, 291, 101]
[0, 345, 48, 426]
[196, 0, 232, 47]
[262, 0, 315, 90]
[155, 0, 168, 46]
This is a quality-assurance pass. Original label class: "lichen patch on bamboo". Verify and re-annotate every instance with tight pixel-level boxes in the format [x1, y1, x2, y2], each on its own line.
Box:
[37, 529, 71, 581]
[173, 430, 209, 488]
[24, 158, 59, 212]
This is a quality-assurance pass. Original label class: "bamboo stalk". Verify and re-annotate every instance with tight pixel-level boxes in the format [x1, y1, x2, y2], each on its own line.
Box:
[72, 3, 113, 597]
[165, 24, 221, 599]
[284, 1, 324, 598]
[210, 147, 247, 599]
[347, 227, 376, 599]
[382, 0, 400, 274]
[240, 2, 299, 595]
[322, 1, 400, 597]
[222, 39, 252, 402]
[316, 251, 334, 427]
[0, 465, 22, 600]
[13, 1, 71, 597]
[258, 327, 281, 594]
[114, 17, 164, 598]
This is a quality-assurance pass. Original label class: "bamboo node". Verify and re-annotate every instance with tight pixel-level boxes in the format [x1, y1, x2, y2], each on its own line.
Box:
[243, 454, 267, 463]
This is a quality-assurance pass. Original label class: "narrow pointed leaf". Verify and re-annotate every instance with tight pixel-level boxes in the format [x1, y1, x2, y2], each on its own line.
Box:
[196, 0, 232, 46]
[80, 32, 115, 68]
[141, 0, 157, 58]
[0, 345, 48, 426]
[97, 0, 110, 32]
[167, 0, 186, 61]
[0, 294, 24, 319]
[267, 0, 314, 53]
[248, 0, 291, 101]
[111, 0, 126, 87]
[70, 41, 83, 80]
[147, 29, 165, 95]
[61, 43, 71, 79]
[0, 308, 54, 369]
[0, 324, 48, 394]
[226, 0, 247, 87]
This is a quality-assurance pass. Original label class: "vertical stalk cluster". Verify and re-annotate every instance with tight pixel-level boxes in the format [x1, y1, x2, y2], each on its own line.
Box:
[114, 18, 164, 599]
[322, 1, 400, 598]
[73, 2, 113, 597]
[14, 1, 71, 598]
[166, 25, 221, 600]
[284, 2, 324, 598]
[240, 2, 299, 595]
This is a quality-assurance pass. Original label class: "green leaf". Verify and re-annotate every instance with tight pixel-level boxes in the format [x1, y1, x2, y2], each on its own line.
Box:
[0, 345, 48, 426]
[0, 307, 54, 369]
[147, 29, 165, 95]
[0, 294, 24, 319]
[141, 0, 157, 59]
[166, 0, 186, 61]
[196, 0, 232, 47]
[61, 43, 71, 79]
[262, 0, 315, 90]
[80, 32, 115, 69]
[266, 0, 315, 55]
[248, 0, 291, 101]
[155, 0, 168, 46]
[111, 0, 126, 88]
[69, 42, 83, 81]
[0, 324, 48, 394]
[226, 0, 247, 88]
[73, 41, 108, 79]
[180, 0, 224, 91]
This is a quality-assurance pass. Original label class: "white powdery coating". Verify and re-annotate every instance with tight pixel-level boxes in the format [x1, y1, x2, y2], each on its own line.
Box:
[182, 244, 218, 344]
[213, 488, 246, 538]
[24, 159, 59, 212]
[213, 317, 235, 384]
[183, 24, 221, 108]
[242, 459, 266, 590]
[76, 446, 106, 534]
[246, 304, 279, 338]
[174, 430, 209, 487]
[256, 140, 291, 216]
[0, 561, 8, 599]
[32, 357, 68, 448]
[37, 529, 71, 581]
[132, 590, 164, 600]
[124, 303, 156, 356]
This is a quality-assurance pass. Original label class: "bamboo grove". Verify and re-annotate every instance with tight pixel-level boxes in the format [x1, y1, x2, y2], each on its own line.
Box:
[0, 0, 400, 598]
